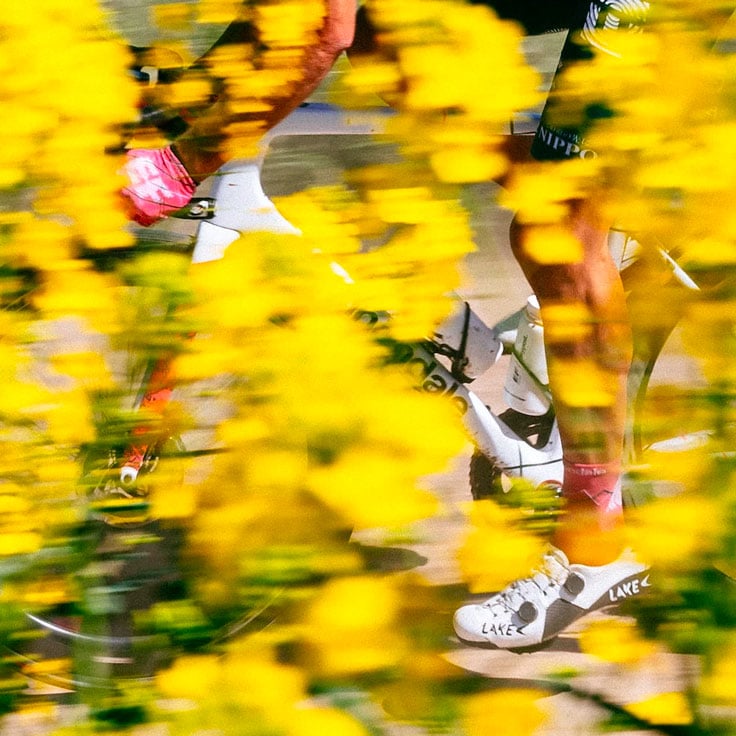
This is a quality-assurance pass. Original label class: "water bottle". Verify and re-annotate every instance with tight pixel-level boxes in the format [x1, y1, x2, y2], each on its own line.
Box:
[503, 295, 551, 416]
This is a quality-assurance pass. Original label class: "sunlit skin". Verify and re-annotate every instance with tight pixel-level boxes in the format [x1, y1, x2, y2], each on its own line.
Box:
[511, 190, 630, 564]
[352, 6, 628, 565]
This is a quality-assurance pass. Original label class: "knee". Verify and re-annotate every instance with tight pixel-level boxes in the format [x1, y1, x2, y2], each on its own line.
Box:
[323, 0, 357, 51]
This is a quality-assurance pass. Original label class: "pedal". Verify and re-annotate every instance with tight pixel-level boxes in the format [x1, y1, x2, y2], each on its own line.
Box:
[173, 197, 216, 220]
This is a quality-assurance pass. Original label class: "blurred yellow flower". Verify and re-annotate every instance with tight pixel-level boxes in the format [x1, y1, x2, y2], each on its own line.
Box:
[45, 387, 96, 446]
[541, 302, 594, 344]
[273, 189, 363, 257]
[152, 1, 194, 33]
[626, 494, 725, 568]
[579, 618, 658, 666]
[499, 164, 583, 224]
[288, 706, 369, 736]
[0, 531, 43, 557]
[156, 653, 221, 700]
[463, 689, 547, 736]
[625, 691, 693, 726]
[0, 379, 52, 421]
[521, 224, 584, 265]
[368, 187, 442, 225]
[51, 350, 114, 392]
[33, 266, 121, 326]
[430, 146, 507, 184]
[302, 576, 406, 676]
[309, 448, 439, 530]
[457, 500, 545, 593]
[700, 639, 736, 705]
[256, 0, 324, 48]
[197, 0, 241, 25]
[549, 358, 619, 408]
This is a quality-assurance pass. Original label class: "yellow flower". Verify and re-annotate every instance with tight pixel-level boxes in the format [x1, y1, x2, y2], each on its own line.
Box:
[288, 707, 369, 736]
[152, 2, 194, 33]
[579, 619, 658, 665]
[0, 531, 43, 556]
[625, 692, 693, 726]
[44, 387, 96, 446]
[540, 302, 594, 344]
[256, 1, 325, 48]
[700, 640, 736, 705]
[521, 225, 584, 265]
[149, 463, 197, 519]
[51, 351, 114, 392]
[156, 654, 221, 701]
[197, 0, 241, 25]
[499, 164, 584, 224]
[303, 576, 406, 675]
[430, 146, 507, 184]
[626, 494, 725, 568]
[309, 448, 439, 530]
[548, 358, 620, 408]
[34, 265, 121, 324]
[0, 379, 53, 421]
[368, 187, 443, 225]
[463, 689, 547, 736]
[457, 500, 545, 593]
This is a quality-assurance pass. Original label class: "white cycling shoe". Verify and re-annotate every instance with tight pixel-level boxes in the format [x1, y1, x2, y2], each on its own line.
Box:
[453, 546, 650, 651]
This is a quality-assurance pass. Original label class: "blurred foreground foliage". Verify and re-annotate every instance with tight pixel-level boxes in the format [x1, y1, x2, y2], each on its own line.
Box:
[1, 1, 736, 735]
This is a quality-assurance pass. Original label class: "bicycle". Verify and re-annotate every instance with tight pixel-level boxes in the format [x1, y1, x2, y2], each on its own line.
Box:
[5, 94, 713, 698]
[416, 226, 705, 511]
[1, 101, 400, 698]
[132, 104, 712, 527]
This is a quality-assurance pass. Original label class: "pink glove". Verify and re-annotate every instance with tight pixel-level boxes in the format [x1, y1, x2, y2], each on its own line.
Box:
[121, 146, 197, 226]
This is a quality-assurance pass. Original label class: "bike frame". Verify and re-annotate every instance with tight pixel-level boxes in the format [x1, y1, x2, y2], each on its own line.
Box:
[154, 101, 702, 499]
[166, 102, 566, 488]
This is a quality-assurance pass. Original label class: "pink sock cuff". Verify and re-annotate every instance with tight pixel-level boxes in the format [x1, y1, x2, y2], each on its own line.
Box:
[563, 460, 622, 478]
[563, 460, 623, 513]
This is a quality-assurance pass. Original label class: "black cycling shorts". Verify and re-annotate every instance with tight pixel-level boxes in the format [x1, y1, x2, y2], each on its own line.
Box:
[467, 0, 587, 36]
[473, 0, 650, 160]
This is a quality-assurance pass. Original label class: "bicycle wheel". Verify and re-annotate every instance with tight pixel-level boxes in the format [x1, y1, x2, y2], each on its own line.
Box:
[6, 436, 286, 694]
[468, 407, 557, 495]
[1, 233, 273, 696]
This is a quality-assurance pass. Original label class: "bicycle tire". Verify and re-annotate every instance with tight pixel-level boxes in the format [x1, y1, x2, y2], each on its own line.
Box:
[5, 435, 283, 693]
[468, 448, 503, 502]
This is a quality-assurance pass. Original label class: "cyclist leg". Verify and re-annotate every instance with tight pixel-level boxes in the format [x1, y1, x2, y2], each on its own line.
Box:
[172, 0, 356, 182]
[121, 0, 357, 225]
[509, 198, 629, 563]
[120, 354, 176, 484]
[119, 1, 356, 478]
[454, 0, 652, 651]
